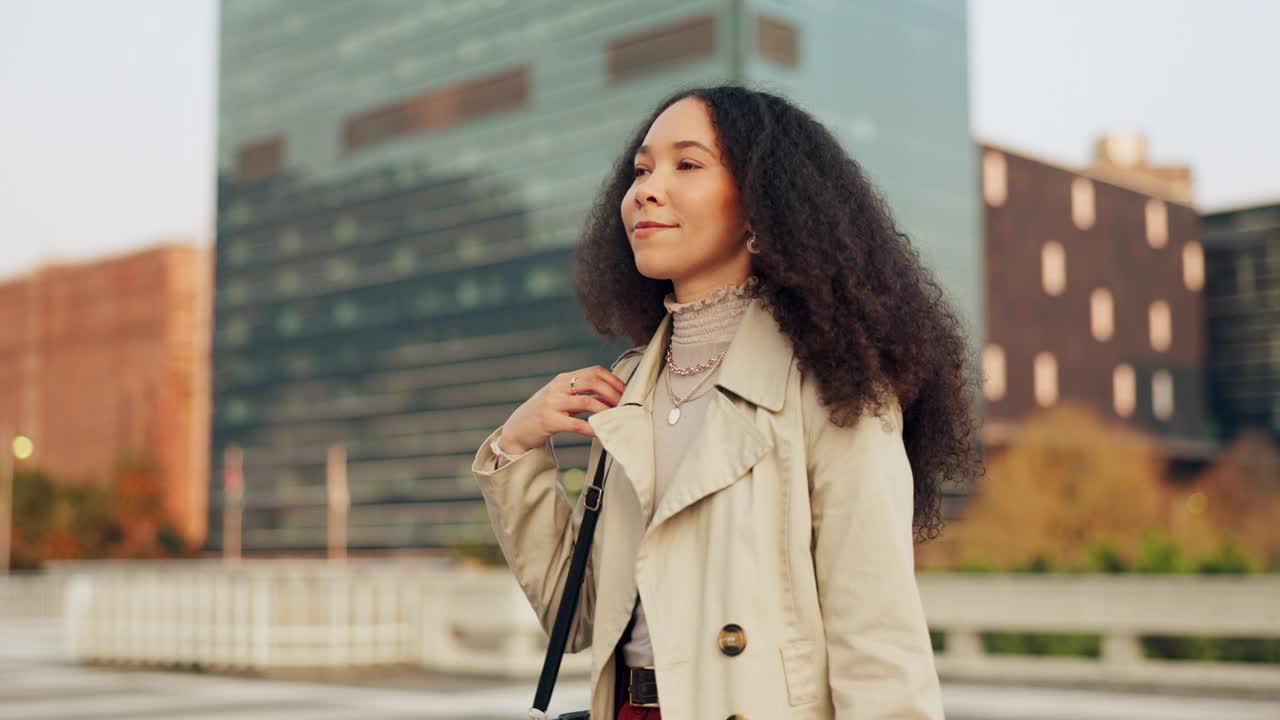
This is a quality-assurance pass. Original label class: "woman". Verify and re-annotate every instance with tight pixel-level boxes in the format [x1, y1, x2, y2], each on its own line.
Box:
[472, 85, 982, 719]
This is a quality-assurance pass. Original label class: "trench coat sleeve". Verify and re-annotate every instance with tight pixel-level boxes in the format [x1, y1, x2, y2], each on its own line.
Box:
[802, 382, 945, 719]
[472, 429, 596, 653]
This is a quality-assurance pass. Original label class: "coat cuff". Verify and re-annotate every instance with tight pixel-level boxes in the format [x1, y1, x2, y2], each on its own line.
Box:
[472, 426, 556, 475]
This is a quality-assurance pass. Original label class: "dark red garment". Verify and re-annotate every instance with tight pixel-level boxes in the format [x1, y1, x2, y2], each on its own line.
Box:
[617, 704, 661, 719]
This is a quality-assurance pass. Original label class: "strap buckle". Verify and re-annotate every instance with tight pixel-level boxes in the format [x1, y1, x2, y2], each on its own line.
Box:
[582, 482, 603, 512]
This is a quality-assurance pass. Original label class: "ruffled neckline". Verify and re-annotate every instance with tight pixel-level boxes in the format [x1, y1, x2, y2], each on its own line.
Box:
[662, 275, 761, 346]
[662, 275, 761, 314]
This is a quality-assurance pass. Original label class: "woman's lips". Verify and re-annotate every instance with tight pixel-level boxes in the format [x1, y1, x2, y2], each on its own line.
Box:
[634, 225, 675, 238]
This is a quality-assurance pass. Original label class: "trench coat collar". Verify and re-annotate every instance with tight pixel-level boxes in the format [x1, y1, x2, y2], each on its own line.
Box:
[587, 294, 795, 524]
[614, 293, 794, 413]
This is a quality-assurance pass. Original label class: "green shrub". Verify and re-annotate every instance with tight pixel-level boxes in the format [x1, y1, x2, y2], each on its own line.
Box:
[1196, 539, 1255, 575]
[1087, 541, 1129, 573]
[982, 631, 1101, 658]
[1142, 635, 1280, 664]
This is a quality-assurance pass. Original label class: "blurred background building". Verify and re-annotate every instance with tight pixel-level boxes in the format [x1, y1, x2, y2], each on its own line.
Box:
[980, 135, 1215, 476]
[210, 0, 978, 554]
[0, 242, 211, 544]
[1202, 200, 1280, 443]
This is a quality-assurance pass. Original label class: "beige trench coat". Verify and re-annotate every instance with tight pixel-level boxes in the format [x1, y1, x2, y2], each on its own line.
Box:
[472, 295, 944, 719]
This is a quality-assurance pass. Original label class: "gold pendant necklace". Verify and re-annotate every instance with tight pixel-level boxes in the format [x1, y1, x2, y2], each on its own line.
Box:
[665, 351, 724, 425]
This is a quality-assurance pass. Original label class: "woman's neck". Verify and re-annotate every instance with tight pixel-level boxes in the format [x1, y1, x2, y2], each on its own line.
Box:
[672, 265, 754, 304]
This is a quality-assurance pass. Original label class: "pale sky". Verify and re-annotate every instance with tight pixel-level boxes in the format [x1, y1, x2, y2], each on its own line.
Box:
[1, 0, 1276, 280]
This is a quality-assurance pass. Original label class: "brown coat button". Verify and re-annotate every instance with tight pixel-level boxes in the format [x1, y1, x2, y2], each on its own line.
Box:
[726, 716, 747, 720]
[718, 623, 747, 656]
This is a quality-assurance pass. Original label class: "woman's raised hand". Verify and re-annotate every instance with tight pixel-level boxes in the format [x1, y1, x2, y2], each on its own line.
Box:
[497, 366, 628, 455]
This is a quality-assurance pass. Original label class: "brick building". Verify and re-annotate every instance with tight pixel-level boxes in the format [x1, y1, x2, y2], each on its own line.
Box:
[0, 243, 212, 544]
[979, 136, 1215, 464]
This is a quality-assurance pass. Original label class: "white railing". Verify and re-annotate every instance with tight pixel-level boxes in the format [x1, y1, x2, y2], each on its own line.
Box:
[0, 571, 67, 619]
[47, 559, 589, 677]
[921, 574, 1280, 692]
[8, 563, 1277, 691]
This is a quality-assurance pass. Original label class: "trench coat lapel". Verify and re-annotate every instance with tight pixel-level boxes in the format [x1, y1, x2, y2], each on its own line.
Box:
[586, 313, 668, 521]
[587, 294, 795, 527]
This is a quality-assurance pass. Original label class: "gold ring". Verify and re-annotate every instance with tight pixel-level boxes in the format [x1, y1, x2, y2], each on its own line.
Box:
[569, 376, 577, 394]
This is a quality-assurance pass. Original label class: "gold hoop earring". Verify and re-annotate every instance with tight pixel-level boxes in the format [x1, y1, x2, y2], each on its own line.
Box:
[746, 234, 761, 255]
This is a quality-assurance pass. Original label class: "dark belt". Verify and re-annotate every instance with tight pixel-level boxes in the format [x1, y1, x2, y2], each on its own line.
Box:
[627, 666, 659, 707]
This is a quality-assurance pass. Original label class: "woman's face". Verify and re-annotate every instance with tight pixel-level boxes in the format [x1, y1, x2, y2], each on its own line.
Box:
[621, 97, 751, 293]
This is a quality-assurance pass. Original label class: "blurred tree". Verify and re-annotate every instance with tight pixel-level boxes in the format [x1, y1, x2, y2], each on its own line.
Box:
[1180, 430, 1280, 570]
[11, 468, 57, 570]
[14, 470, 114, 564]
[8, 451, 192, 569]
[105, 452, 190, 559]
[946, 402, 1168, 570]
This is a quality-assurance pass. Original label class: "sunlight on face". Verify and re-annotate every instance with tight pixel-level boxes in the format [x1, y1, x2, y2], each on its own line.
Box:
[621, 97, 751, 293]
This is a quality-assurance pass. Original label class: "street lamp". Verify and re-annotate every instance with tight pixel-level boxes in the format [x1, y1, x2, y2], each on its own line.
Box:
[1, 431, 34, 574]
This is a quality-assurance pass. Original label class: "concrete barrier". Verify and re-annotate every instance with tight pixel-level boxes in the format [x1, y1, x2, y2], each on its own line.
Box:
[921, 573, 1280, 692]
[5, 564, 1275, 691]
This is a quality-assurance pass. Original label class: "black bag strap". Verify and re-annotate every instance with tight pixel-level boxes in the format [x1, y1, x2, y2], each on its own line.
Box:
[530, 357, 639, 717]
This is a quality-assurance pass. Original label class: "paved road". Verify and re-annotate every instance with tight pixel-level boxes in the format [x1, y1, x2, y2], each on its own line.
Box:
[3, 622, 1277, 719]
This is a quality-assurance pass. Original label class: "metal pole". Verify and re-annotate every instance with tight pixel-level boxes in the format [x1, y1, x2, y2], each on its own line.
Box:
[223, 444, 244, 564]
[326, 444, 348, 561]
[0, 429, 12, 574]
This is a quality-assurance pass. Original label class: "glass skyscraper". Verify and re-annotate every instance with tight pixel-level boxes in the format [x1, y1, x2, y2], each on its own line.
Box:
[211, 0, 978, 553]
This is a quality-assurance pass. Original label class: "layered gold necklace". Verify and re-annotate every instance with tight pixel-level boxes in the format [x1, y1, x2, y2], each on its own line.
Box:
[663, 344, 725, 425]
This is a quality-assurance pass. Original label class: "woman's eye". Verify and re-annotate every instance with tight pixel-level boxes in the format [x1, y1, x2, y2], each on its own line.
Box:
[632, 161, 699, 178]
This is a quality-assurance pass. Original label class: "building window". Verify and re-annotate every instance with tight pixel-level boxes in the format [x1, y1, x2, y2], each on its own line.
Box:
[1090, 288, 1114, 341]
[756, 15, 798, 67]
[236, 135, 283, 180]
[1113, 363, 1136, 417]
[223, 397, 252, 424]
[222, 317, 249, 346]
[334, 216, 360, 244]
[1236, 255, 1256, 295]
[607, 15, 715, 83]
[327, 258, 355, 284]
[982, 151, 1007, 207]
[1034, 352, 1058, 408]
[342, 66, 529, 154]
[1182, 241, 1204, 291]
[225, 279, 249, 306]
[276, 269, 300, 295]
[227, 241, 251, 266]
[278, 228, 304, 255]
[1071, 177, 1095, 230]
[1152, 369, 1175, 421]
[333, 300, 360, 327]
[1145, 198, 1168, 248]
[1149, 299, 1172, 351]
[393, 247, 417, 274]
[525, 266, 565, 298]
[277, 309, 302, 336]
[456, 277, 482, 308]
[983, 344, 1006, 401]
[1042, 241, 1066, 296]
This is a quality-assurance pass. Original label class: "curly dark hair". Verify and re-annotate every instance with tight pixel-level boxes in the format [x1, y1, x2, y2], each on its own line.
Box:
[574, 84, 983, 541]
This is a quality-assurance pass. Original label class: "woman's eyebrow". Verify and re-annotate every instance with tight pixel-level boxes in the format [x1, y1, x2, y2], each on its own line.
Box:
[634, 140, 716, 158]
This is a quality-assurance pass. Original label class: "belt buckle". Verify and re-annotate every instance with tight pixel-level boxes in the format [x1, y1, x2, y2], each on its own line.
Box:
[628, 665, 660, 708]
